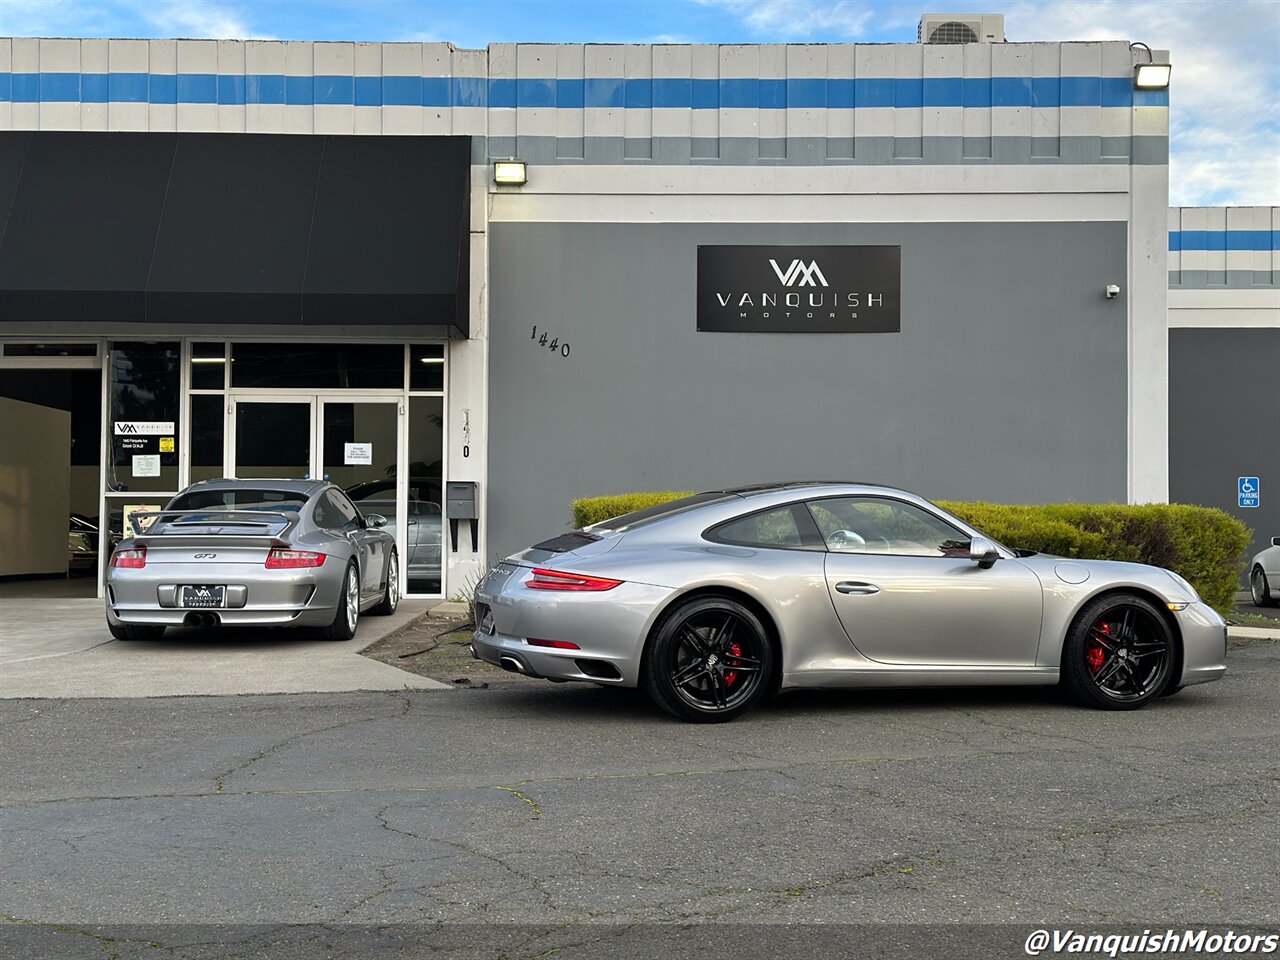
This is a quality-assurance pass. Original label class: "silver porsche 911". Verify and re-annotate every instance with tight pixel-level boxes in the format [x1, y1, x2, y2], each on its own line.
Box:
[105, 479, 399, 641]
[473, 483, 1227, 722]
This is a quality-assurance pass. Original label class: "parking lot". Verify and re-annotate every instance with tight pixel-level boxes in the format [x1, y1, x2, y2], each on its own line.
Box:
[1, 640, 1276, 958]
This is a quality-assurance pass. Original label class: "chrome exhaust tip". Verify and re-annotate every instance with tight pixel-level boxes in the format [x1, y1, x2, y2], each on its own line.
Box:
[498, 656, 525, 674]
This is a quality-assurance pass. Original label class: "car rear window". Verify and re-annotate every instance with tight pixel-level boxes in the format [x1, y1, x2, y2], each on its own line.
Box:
[168, 489, 308, 512]
[590, 492, 739, 532]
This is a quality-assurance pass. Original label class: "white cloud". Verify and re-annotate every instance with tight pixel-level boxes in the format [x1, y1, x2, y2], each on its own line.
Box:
[0, 0, 268, 40]
[701, 0, 1280, 206]
[125, 1, 264, 40]
[706, 0, 880, 38]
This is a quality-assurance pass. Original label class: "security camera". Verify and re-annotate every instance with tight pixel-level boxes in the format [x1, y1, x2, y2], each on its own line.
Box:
[1105, 284, 1121, 299]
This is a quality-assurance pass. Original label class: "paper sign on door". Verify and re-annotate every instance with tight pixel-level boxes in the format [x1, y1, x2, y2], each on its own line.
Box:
[344, 442, 373, 466]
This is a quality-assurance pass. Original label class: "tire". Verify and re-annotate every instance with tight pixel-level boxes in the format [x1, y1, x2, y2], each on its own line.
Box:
[370, 550, 399, 616]
[1061, 593, 1175, 710]
[1252, 566, 1277, 607]
[318, 561, 361, 641]
[108, 622, 166, 641]
[641, 595, 775, 723]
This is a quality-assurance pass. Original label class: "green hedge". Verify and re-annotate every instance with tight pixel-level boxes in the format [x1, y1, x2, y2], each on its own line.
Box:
[571, 492, 1250, 616]
[572, 492, 694, 528]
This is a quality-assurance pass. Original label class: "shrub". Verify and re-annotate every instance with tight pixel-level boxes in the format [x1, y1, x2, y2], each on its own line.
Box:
[572, 492, 694, 529]
[570, 492, 1250, 616]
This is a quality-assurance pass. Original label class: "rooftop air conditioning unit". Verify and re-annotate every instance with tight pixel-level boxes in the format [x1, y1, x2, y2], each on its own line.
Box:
[917, 13, 1005, 43]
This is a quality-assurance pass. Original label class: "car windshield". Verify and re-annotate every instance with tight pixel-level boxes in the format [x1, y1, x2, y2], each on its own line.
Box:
[168, 489, 308, 513]
[590, 492, 739, 532]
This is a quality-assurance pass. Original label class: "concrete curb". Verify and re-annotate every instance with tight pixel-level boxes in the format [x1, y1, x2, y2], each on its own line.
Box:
[429, 600, 471, 618]
[1228, 626, 1280, 641]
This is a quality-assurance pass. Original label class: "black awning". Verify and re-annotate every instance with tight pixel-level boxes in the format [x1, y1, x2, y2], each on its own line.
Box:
[0, 131, 471, 335]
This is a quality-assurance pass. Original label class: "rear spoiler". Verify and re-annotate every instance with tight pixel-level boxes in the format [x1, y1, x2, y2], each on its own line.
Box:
[127, 509, 298, 540]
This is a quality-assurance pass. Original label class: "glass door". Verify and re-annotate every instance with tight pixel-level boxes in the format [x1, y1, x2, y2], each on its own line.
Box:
[318, 398, 410, 594]
[229, 397, 317, 480]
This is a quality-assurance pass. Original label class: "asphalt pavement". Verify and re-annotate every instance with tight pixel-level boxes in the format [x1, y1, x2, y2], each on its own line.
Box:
[1, 643, 1277, 959]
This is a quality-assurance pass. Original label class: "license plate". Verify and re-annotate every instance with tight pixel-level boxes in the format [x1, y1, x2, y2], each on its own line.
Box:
[181, 585, 226, 608]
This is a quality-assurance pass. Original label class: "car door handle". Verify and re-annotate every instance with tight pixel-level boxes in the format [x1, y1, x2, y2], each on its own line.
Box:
[835, 581, 880, 596]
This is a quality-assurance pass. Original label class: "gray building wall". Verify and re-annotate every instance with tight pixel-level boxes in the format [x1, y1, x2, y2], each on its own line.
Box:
[1169, 328, 1280, 574]
[487, 220, 1129, 558]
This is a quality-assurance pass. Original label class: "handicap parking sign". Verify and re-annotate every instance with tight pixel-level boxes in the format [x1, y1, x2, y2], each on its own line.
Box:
[1238, 476, 1260, 509]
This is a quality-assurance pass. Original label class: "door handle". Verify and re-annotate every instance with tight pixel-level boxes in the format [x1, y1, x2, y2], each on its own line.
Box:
[835, 581, 880, 596]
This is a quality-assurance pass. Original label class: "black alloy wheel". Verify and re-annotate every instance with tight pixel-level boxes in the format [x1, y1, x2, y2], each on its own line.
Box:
[643, 596, 774, 723]
[1062, 593, 1174, 709]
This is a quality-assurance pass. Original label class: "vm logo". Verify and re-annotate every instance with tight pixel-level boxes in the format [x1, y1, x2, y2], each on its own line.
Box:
[769, 259, 828, 287]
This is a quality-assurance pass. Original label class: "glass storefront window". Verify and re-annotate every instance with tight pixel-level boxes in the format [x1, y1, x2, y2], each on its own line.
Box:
[190, 393, 225, 484]
[190, 342, 227, 390]
[406, 396, 444, 594]
[230, 343, 403, 390]
[410, 344, 445, 391]
[3, 342, 97, 357]
[108, 342, 180, 493]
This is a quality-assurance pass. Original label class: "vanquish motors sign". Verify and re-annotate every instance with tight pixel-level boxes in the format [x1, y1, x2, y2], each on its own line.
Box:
[697, 245, 901, 334]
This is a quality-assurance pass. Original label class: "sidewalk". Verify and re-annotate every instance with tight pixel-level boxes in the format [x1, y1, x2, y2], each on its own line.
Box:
[0, 597, 450, 699]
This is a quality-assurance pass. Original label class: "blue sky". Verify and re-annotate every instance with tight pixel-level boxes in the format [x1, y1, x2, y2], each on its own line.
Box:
[2, 0, 1277, 206]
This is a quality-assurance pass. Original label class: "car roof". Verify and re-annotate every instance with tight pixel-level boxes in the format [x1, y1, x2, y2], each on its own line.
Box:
[721, 481, 903, 499]
[180, 478, 329, 495]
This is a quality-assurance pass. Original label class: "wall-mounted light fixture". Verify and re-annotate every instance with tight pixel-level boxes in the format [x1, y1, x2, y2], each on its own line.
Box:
[1130, 42, 1171, 90]
[1106, 284, 1121, 299]
[493, 160, 527, 186]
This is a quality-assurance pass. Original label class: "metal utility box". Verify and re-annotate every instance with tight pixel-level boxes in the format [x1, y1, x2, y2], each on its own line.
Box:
[447, 481, 478, 520]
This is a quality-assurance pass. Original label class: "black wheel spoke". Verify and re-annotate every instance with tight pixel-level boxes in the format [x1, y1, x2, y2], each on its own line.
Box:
[1120, 607, 1134, 643]
[1089, 629, 1117, 652]
[709, 671, 728, 708]
[1125, 664, 1146, 694]
[1095, 656, 1124, 686]
[721, 652, 761, 668]
[671, 660, 706, 687]
[714, 615, 735, 651]
[680, 627, 711, 657]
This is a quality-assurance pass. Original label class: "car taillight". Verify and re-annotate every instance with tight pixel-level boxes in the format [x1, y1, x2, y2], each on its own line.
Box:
[526, 567, 622, 591]
[110, 547, 146, 569]
[265, 548, 326, 569]
[527, 638, 581, 650]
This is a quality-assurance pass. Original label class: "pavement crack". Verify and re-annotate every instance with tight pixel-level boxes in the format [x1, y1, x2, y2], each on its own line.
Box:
[495, 784, 541, 818]
[210, 693, 411, 794]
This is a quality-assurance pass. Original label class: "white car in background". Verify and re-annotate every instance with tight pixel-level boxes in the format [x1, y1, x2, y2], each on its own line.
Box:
[1250, 537, 1280, 607]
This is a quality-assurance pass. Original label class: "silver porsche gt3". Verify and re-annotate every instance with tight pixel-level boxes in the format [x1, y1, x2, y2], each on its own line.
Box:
[105, 479, 399, 641]
[473, 483, 1227, 722]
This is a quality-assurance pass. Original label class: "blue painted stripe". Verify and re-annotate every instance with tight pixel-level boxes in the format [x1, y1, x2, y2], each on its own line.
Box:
[452, 76, 485, 107]
[150, 74, 176, 104]
[0, 71, 1170, 109]
[110, 72, 149, 103]
[1170, 230, 1279, 251]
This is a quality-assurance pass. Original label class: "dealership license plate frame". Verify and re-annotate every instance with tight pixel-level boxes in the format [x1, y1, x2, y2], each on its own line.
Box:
[181, 585, 227, 608]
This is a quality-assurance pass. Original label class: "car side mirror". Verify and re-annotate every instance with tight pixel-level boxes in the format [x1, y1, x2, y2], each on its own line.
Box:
[969, 535, 1000, 569]
[365, 514, 388, 529]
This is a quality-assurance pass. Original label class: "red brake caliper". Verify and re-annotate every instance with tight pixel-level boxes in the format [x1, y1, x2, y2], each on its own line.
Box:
[724, 642, 742, 686]
[1086, 622, 1109, 673]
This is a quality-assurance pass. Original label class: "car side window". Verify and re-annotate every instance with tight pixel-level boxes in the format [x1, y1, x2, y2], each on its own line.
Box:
[315, 491, 361, 532]
[806, 497, 971, 558]
[706, 504, 821, 550]
[328, 491, 362, 531]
